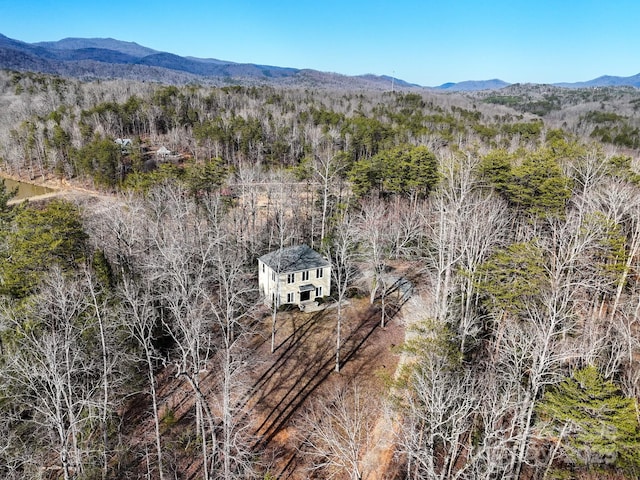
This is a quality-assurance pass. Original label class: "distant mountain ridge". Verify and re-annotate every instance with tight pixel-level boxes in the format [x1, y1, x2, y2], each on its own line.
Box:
[435, 79, 511, 91]
[553, 73, 640, 89]
[34, 37, 159, 57]
[438, 74, 640, 91]
[2, 33, 640, 91]
[0, 33, 420, 89]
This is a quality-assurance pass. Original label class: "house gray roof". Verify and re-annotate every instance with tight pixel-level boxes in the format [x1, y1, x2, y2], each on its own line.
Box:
[259, 245, 330, 273]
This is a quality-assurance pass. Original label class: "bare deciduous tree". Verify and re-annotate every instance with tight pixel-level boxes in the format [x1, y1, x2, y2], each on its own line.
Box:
[298, 382, 380, 480]
[2, 269, 103, 480]
[118, 272, 166, 480]
[327, 211, 360, 372]
[355, 198, 393, 327]
[400, 347, 477, 480]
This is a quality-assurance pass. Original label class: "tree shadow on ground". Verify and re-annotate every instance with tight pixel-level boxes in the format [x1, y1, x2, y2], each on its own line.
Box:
[247, 279, 413, 479]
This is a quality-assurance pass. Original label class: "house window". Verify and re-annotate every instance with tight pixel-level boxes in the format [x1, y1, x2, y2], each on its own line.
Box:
[286, 292, 294, 303]
[272, 272, 275, 282]
[287, 273, 295, 284]
[262, 264, 265, 272]
[302, 271, 309, 281]
[316, 268, 323, 278]
[315, 286, 323, 298]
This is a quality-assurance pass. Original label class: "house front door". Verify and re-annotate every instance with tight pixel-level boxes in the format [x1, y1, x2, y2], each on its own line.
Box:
[300, 290, 311, 302]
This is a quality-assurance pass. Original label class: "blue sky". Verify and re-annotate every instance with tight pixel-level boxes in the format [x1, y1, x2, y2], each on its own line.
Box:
[1, 0, 639, 86]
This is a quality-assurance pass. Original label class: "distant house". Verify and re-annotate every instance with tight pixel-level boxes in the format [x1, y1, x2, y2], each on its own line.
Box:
[156, 146, 171, 158]
[258, 245, 331, 308]
[115, 138, 132, 153]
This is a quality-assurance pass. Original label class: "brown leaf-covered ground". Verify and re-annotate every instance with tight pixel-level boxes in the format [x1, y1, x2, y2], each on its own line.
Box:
[118, 269, 417, 480]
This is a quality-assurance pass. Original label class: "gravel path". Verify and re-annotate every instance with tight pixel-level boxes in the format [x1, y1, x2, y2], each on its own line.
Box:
[361, 290, 428, 480]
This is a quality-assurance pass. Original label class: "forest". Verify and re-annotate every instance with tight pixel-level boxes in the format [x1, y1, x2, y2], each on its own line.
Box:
[2, 68, 640, 479]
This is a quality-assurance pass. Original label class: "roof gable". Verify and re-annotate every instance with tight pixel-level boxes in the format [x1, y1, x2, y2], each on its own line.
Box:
[259, 245, 330, 273]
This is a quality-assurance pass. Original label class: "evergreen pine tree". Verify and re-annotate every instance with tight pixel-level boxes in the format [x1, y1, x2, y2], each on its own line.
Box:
[537, 365, 640, 474]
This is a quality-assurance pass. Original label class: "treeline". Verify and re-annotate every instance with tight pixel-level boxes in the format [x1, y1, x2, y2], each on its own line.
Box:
[0, 183, 268, 479]
[2, 70, 640, 479]
[4, 71, 640, 194]
[0, 70, 559, 192]
[394, 145, 640, 479]
[477, 84, 640, 149]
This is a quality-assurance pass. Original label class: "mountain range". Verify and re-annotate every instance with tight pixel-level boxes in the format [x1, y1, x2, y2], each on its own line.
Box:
[0, 33, 418, 90]
[2, 33, 640, 91]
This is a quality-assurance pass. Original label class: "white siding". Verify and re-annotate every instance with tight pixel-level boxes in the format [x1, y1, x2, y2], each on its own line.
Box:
[259, 261, 331, 307]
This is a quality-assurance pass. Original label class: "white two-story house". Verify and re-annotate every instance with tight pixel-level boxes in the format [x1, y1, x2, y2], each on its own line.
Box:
[258, 245, 331, 308]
